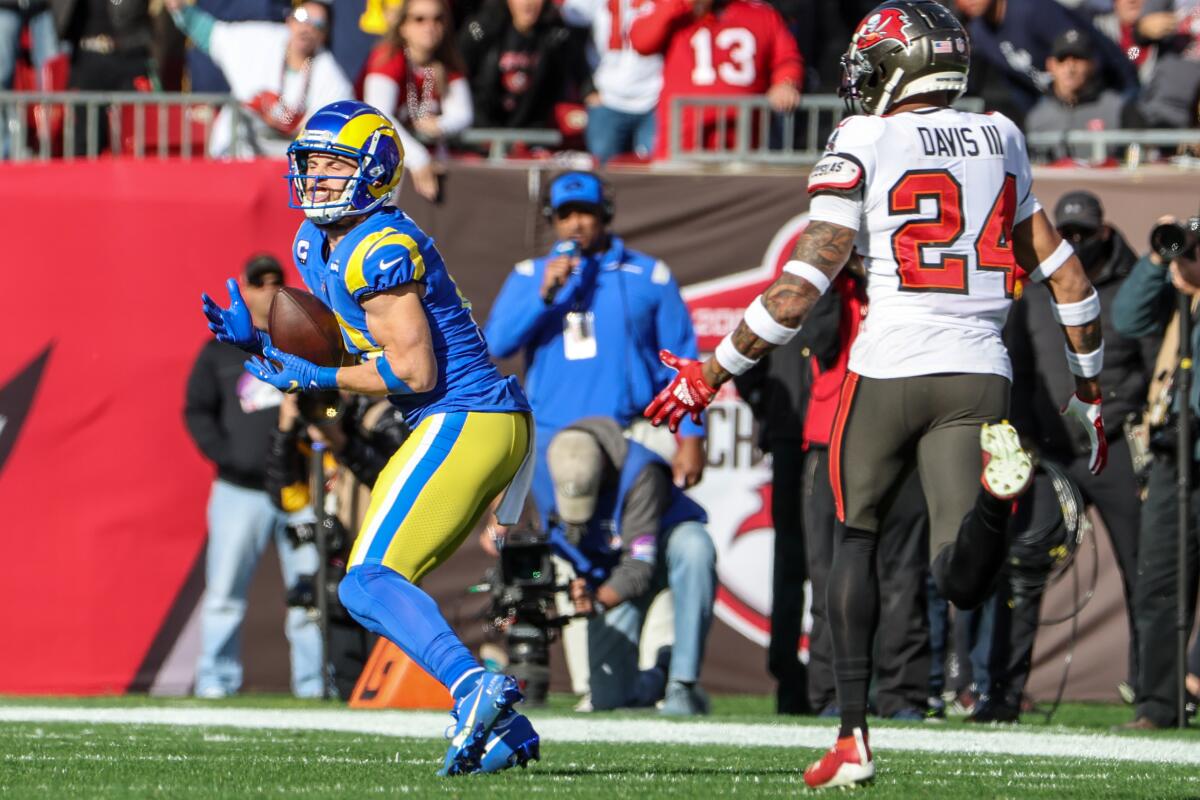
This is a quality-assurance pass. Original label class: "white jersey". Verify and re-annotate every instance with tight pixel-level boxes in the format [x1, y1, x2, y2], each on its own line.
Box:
[807, 108, 1041, 381]
[561, 0, 663, 114]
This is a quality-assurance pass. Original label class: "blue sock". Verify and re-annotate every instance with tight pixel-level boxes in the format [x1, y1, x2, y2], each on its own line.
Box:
[338, 564, 482, 695]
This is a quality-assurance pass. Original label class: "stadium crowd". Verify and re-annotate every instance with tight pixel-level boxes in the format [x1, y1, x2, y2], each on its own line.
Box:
[5, 0, 1200, 163]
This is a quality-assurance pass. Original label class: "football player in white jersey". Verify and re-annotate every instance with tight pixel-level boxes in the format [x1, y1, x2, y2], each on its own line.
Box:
[644, 0, 1107, 789]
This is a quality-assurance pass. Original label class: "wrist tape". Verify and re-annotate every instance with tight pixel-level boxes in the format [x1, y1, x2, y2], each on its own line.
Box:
[782, 260, 832, 295]
[1065, 343, 1104, 378]
[1052, 288, 1101, 326]
[715, 333, 758, 376]
[374, 355, 414, 394]
[744, 295, 802, 345]
[1029, 239, 1074, 283]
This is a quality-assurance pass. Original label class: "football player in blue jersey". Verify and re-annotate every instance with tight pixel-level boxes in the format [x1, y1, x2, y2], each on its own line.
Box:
[200, 100, 538, 776]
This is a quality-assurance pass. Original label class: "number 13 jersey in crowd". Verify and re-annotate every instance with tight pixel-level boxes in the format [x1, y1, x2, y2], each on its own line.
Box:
[807, 108, 1041, 381]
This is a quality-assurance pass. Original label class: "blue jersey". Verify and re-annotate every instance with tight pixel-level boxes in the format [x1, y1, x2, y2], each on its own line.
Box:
[291, 207, 529, 427]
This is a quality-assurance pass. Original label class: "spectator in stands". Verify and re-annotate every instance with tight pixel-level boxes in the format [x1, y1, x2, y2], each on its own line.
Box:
[52, 0, 154, 154]
[629, 0, 802, 160]
[361, 0, 472, 201]
[955, 0, 1138, 124]
[547, 417, 716, 715]
[0, 2, 59, 90]
[560, 0, 663, 163]
[184, 255, 324, 699]
[1092, 0, 1160, 84]
[459, 0, 594, 131]
[0, 1, 61, 156]
[1024, 30, 1137, 161]
[484, 171, 707, 518]
[181, 1, 291, 93]
[164, 0, 353, 158]
[1123, 2, 1200, 128]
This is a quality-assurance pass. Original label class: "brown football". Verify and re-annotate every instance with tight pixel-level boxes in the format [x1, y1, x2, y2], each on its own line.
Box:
[268, 287, 349, 367]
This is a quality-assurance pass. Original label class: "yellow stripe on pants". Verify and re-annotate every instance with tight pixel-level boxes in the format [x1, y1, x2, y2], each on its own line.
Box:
[348, 410, 530, 582]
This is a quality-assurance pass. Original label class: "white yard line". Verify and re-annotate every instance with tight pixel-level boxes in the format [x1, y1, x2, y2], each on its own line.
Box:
[1, 706, 1197, 766]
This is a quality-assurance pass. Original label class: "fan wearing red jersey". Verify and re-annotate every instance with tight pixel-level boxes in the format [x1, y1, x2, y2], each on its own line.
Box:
[628, 0, 802, 159]
[644, 1, 1107, 788]
[361, 0, 473, 201]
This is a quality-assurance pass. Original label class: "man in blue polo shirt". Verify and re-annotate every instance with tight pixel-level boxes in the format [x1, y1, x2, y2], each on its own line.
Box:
[485, 170, 706, 521]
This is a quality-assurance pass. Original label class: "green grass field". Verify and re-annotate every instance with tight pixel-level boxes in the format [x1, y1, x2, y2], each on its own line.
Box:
[1, 695, 1198, 799]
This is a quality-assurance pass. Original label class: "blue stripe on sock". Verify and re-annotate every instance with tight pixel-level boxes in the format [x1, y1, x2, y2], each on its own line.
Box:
[363, 412, 467, 564]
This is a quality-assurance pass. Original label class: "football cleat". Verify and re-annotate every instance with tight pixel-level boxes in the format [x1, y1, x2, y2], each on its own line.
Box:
[477, 711, 540, 773]
[438, 672, 523, 777]
[803, 727, 874, 789]
[980, 421, 1033, 501]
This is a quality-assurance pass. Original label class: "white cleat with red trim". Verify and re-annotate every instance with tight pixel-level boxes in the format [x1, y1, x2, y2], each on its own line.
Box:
[803, 727, 874, 789]
[980, 421, 1033, 501]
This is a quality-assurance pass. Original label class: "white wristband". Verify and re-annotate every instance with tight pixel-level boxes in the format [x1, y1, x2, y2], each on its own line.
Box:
[1029, 239, 1074, 283]
[744, 296, 801, 345]
[715, 333, 759, 376]
[1065, 343, 1104, 378]
[1052, 288, 1101, 326]
[783, 260, 832, 295]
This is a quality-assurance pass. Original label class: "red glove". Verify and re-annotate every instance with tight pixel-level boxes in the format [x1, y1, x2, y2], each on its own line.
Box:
[1061, 393, 1107, 475]
[644, 350, 716, 433]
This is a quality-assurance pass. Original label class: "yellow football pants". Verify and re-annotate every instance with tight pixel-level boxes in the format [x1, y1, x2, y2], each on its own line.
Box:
[347, 410, 530, 582]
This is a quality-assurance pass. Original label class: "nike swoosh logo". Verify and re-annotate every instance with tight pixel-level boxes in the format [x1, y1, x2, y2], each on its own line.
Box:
[380, 256, 404, 270]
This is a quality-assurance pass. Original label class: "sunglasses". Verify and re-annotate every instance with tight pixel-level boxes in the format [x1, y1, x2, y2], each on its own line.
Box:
[1057, 225, 1099, 244]
[291, 7, 328, 31]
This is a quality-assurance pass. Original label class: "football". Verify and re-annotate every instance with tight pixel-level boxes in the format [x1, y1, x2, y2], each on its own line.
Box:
[268, 287, 348, 368]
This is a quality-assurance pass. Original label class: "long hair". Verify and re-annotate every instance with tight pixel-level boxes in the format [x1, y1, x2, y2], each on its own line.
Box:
[383, 0, 467, 76]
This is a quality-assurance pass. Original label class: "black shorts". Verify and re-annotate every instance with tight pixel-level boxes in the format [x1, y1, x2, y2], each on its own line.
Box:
[830, 372, 1010, 558]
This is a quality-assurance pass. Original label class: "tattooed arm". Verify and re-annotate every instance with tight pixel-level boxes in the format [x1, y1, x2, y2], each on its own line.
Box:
[701, 221, 857, 388]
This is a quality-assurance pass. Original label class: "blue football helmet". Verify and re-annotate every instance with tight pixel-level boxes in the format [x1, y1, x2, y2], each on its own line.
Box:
[286, 100, 405, 225]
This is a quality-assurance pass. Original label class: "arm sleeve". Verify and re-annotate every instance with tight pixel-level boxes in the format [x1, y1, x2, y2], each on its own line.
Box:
[1112, 255, 1176, 339]
[483, 264, 552, 359]
[629, 0, 691, 55]
[438, 77, 474, 136]
[604, 465, 672, 601]
[170, 5, 218, 52]
[767, 10, 803, 87]
[183, 347, 232, 468]
[264, 426, 307, 511]
[653, 263, 705, 436]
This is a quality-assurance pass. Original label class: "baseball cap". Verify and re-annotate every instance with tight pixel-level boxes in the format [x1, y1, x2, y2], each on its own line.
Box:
[244, 253, 285, 286]
[548, 172, 605, 215]
[547, 429, 605, 525]
[1054, 191, 1104, 232]
[1051, 29, 1093, 61]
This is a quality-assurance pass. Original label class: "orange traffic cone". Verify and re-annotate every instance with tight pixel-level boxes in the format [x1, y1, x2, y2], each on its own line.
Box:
[348, 639, 454, 710]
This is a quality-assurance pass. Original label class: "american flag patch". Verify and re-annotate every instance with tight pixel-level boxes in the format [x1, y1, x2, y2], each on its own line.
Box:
[933, 40, 953, 53]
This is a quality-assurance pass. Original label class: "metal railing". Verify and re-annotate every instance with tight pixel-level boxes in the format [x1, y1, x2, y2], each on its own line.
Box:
[459, 128, 563, 162]
[666, 94, 986, 165]
[1025, 129, 1200, 166]
[0, 91, 242, 160]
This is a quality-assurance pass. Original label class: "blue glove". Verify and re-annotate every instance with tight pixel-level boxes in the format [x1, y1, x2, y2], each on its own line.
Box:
[202, 277, 269, 354]
[245, 345, 339, 393]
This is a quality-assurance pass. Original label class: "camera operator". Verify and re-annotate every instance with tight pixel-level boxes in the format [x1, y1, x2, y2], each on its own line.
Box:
[1004, 191, 1158, 711]
[265, 390, 409, 698]
[1111, 213, 1200, 729]
[545, 417, 716, 716]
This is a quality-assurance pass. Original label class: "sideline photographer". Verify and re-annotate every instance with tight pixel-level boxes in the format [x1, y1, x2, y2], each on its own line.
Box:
[265, 390, 409, 698]
[1111, 214, 1200, 729]
[544, 417, 716, 715]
